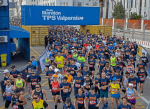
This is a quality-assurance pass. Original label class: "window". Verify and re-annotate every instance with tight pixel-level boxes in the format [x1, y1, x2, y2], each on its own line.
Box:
[50, 3, 52, 6]
[66, 2, 68, 6]
[89, 0, 91, 1]
[124, 0, 125, 8]
[127, 0, 128, 8]
[63, 2, 65, 6]
[48, 3, 49, 6]
[93, 2, 97, 6]
[131, 0, 133, 8]
[145, 0, 146, 7]
[135, 0, 136, 7]
[53, 2, 55, 6]
[86, 3, 88, 6]
[60, 2, 62, 6]
[78, 2, 81, 6]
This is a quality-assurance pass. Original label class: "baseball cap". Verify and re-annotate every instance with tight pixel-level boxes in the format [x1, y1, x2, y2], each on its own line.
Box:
[97, 73, 100, 75]
[129, 83, 133, 86]
[49, 66, 53, 70]
[11, 65, 15, 69]
[112, 77, 117, 81]
[14, 89, 20, 93]
[31, 56, 35, 58]
[116, 62, 119, 65]
[54, 68, 59, 72]
[4, 69, 9, 74]
[53, 74, 58, 78]
[65, 97, 71, 104]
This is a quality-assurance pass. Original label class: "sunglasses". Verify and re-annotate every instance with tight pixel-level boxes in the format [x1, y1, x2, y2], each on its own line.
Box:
[33, 97, 38, 99]
[17, 76, 21, 77]
[36, 87, 40, 88]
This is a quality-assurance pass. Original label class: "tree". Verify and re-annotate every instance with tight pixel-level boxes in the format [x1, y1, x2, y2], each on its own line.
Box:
[129, 13, 142, 20]
[112, 2, 125, 19]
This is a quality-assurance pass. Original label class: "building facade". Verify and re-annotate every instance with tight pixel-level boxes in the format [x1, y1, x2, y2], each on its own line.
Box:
[102, 0, 150, 20]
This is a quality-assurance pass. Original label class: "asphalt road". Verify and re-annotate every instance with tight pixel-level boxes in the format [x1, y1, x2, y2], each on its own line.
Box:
[0, 46, 150, 109]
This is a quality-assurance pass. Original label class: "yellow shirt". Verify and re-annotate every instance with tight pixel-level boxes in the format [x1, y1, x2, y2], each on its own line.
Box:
[55, 56, 64, 68]
[110, 83, 120, 94]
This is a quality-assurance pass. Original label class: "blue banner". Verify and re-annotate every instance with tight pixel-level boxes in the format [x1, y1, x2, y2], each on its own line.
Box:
[21, 6, 100, 25]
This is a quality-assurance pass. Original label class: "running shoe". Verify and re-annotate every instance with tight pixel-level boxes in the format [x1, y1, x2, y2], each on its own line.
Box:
[102, 105, 106, 109]
[105, 102, 108, 108]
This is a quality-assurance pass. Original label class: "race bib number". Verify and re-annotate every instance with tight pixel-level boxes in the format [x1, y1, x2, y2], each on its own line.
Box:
[90, 100, 96, 105]
[63, 89, 68, 93]
[78, 100, 83, 104]
[71, 71, 74, 74]
[95, 84, 98, 87]
[89, 65, 93, 67]
[26, 75, 30, 78]
[32, 82, 36, 85]
[101, 86, 106, 90]
[133, 84, 136, 88]
[6, 92, 11, 96]
[127, 96, 136, 100]
[13, 105, 18, 109]
[75, 84, 80, 88]
[140, 77, 145, 81]
[17, 83, 21, 86]
[58, 62, 61, 64]
[106, 75, 110, 78]
[85, 85, 90, 89]
[52, 86, 58, 91]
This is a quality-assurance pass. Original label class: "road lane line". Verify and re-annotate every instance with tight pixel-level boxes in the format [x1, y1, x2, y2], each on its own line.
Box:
[30, 47, 41, 56]
[138, 93, 149, 104]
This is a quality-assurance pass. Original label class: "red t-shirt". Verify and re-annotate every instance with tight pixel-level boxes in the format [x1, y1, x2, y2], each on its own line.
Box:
[83, 43, 89, 50]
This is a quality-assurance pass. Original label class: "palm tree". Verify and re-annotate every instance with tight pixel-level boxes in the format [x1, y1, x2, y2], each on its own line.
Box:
[99, 0, 103, 18]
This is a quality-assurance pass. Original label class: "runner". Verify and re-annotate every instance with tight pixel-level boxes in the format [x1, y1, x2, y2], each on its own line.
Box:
[74, 71, 84, 96]
[50, 74, 60, 109]
[74, 88, 86, 109]
[45, 66, 55, 90]
[59, 76, 71, 104]
[54, 52, 65, 71]
[51, 68, 63, 82]
[125, 83, 138, 109]
[10, 65, 20, 79]
[31, 56, 38, 71]
[82, 66, 91, 78]
[31, 83, 47, 101]
[122, 72, 129, 95]
[10, 89, 27, 109]
[45, 55, 51, 72]
[69, 59, 78, 77]
[32, 93, 50, 109]
[136, 58, 146, 73]
[14, 73, 26, 95]
[110, 53, 116, 68]
[88, 56, 96, 79]
[103, 62, 114, 81]
[110, 77, 121, 109]
[94, 73, 101, 96]
[85, 86, 101, 109]
[98, 72, 110, 109]
[3, 79, 15, 109]
[65, 70, 73, 87]
[77, 53, 85, 70]
[113, 62, 121, 73]
[137, 67, 147, 96]
[27, 70, 41, 91]
[63, 97, 75, 109]
[112, 71, 122, 87]
[126, 60, 134, 74]
[117, 97, 131, 109]
[83, 74, 93, 95]
[128, 73, 140, 90]
[140, 52, 149, 68]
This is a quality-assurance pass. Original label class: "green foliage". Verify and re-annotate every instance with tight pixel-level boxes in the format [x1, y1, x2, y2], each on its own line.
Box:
[129, 13, 142, 19]
[112, 2, 125, 19]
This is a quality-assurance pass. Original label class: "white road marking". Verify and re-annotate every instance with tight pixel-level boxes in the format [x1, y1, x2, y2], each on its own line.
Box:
[138, 93, 149, 104]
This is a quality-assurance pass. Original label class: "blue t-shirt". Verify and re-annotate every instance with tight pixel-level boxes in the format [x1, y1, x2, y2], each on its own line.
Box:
[124, 50, 130, 56]
[69, 64, 77, 77]
[129, 57, 136, 63]
[63, 104, 75, 109]
[86, 92, 100, 108]
[74, 76, 84, 90]
[32, 60, 38, 70]
[27, 75, 41, 89]
[95, 77, 100, 88]
[59, 82, 71, 97]
[112, 75, 122, 84]
[98, 77, 110, 91]
[99, 61, 106, 71]
[88, 60, 95, 68]
[75, 93, 85, 106]
[46, 70, 55, 77]
[10, 70, 20, 78]
[26, 65, 34, 72]
[117, 103, 131, 109]
[128, 77, 139, 90]
[82, 70, 91, 77]
[113, 66, 121, 72]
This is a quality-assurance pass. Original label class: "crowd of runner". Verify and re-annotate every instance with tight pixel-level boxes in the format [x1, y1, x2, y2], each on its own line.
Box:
[2, 26, 149, 109]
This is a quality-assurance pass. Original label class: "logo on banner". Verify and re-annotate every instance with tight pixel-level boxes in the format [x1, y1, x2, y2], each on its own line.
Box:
[42, 9, 84, 21]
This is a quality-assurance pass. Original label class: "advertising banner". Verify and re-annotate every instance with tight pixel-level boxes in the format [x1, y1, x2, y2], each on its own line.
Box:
[39, 51, 47, 71]
[21, 6, 100, 25]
